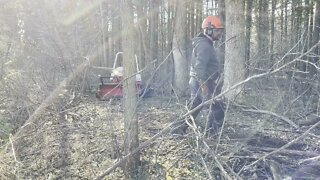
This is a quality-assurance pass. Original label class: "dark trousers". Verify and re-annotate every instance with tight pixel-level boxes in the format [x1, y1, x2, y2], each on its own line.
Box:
[189, 77, 225, 133]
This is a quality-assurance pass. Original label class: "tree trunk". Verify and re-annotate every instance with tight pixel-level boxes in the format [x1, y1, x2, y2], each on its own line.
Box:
[136, 0, 147, 71]
[291, 0, 297, 46]
[99, 2, 107, 67]
[112, 0, 122, 56]
[245, 0, 253, 77]
[120, 0, 140, 179]
[284, 0, 288, 39]
[307, 0, 314, 74]
[310, 1, 320, 77]
[165, 1, 175, 86]
[167, 0, 174, 55]
[280, 0, 284, 42]
[223, 0, 246, 100]
[195, 0, 202, 33]
[150, 0, 159, 62]
[299, 0, 311, 75]
[270, 0, 276, 62]
[190, 1, 195, 37]
[172, 0, 189, 97]
[257, 0, 269, 67]
[217, 0, 226, 67]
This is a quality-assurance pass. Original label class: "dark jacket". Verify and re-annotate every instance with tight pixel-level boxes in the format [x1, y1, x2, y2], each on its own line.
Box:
[190, 33, 220, 81]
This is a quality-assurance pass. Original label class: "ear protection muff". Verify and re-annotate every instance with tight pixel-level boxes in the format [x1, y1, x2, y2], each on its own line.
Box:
[205, 28, 214, 36]
[205, 22, 214, 36]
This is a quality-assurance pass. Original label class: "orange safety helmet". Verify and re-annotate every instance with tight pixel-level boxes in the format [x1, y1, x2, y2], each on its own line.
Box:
[202, 16, 223, 29]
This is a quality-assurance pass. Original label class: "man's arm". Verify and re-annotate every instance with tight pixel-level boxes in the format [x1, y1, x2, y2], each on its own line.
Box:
[193, 42, 212, 81]
[193, 42, 213, 100]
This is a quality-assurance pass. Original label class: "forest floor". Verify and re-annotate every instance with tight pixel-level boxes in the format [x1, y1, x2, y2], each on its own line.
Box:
[0, 79, 320, 179]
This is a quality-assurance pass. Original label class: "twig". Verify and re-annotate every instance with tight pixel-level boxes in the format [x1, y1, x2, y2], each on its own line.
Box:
[299, 117, 320, 126]
[247, 146, 320, 157]
[138, 50, 172, 99]
[283, 87, 311, 116]
[242, 109, 299, 128]
[185, 111, 214, 180]
[16, 56, 93, 135]
[199, 154, 214, 180]
[215, 99, 230, 153]
[166, 151, 191, 173]
[9, 134, 23, 166]
[202, 139, 234, 180]
[296, 59, 320, 71]
[89, 66, 114, 71]
[244, 121, 320, 170]
[300, 155, 320, 164]
[185, 104, 237, 180]
[269, 160, 282, 180]
[95, 120, 176, 180]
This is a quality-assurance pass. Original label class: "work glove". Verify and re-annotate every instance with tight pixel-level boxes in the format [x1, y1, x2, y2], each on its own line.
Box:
[199, 80, 209, 109]
[200, 80, 209, 99]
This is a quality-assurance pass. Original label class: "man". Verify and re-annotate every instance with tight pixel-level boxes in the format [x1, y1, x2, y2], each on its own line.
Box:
[172, 15, 225, 136]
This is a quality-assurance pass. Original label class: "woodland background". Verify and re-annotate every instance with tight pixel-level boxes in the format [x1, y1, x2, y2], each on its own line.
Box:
[0, 0, 320, 179]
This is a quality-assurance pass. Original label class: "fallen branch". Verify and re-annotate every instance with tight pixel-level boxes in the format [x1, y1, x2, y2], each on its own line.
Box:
[199, 154, 214, 180]
[95, 122, 173, 180]
[89, 66, 114, 71]
[9, 134, 23, 166]
[244, 121, 320, 170]
[242, 109, 299, 128]
[247, 146, 320, 157]
[300, 155, 320, 164]
[298, 116, 320, 127]
[185, 105, 237, 180]
[269, 160, 282, 180]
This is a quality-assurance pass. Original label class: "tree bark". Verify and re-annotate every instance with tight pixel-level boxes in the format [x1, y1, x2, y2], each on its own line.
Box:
[223, 0, 246, 100]
[245, 0, 253, 77]
[284, 0, 288, 39]
[120, 0, 140, 179]
[112, 0, 122, 55]
[190, 1, 195, 37]
[99, 1, 107, 67]
[217, 0, 226, 68]
[195, 0, 202, 33]
[150, 0, 159, 62]
[270, 0, 276, 61]
[257, 0, 269, 66]
[280, 0, 284, 42]
[136, 0, 147, 71]
[310, 1, 320, 77]
[172, 0, 189, 97]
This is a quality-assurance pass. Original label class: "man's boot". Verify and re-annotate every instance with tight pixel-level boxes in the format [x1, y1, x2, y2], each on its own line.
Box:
[206, 122, 220, 137]
[170, 121, 188, 136]
[206, 100, 225, 137]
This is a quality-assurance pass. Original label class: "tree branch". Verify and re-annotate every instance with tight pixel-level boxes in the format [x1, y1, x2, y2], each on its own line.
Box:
[243, 109, 299, 128]
[244, 121, 320, 170]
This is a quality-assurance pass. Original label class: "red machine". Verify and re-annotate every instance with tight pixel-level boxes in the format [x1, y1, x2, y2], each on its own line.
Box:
[96, 52, 142, 100]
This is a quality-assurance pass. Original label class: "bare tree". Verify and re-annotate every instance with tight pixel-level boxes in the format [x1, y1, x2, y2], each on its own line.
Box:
[120, 0, 140, 179]
[310, 1, 320, 77]
[172, 0, 189, 96]
[98, 1, 107, 67]
[149, 0, 159, 63]
[270, 0, 276, 61]
[245, 0, 253, 76]
[223, 0, 246, 100]
[257, 0, 269, 66]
